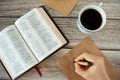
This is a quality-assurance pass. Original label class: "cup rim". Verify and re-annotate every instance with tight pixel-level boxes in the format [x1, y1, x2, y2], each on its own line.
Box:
[78, 5, 106, 32]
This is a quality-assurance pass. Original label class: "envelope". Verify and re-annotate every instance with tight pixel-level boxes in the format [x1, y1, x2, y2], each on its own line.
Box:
[41, 0, 78, 16]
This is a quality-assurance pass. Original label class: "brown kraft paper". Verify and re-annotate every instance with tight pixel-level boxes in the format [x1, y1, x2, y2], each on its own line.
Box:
[57, 37, 120, 80]
[40, 0, 78, 16]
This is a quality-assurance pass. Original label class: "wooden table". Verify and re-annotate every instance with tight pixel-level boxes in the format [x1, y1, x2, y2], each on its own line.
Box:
[0, 0, 120, 80]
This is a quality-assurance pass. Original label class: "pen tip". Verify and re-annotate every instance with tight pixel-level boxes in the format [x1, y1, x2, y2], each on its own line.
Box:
[88, 62, 93, 66]
[73, 61, 76, 63]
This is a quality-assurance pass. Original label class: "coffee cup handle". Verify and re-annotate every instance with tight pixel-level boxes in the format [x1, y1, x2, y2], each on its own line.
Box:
[99, 2, 103, 7]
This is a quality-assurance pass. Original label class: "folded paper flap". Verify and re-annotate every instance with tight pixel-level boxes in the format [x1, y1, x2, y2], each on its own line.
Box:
[57, 37, 120, 80]
[41, 0, 78, 16]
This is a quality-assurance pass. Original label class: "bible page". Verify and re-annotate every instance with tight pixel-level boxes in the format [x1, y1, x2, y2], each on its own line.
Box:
[0, 25, 38, 79]
[15, 8, 65, 62]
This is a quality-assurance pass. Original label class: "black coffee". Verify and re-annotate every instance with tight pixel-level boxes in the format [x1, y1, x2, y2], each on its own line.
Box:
[81, 9, 102, 30]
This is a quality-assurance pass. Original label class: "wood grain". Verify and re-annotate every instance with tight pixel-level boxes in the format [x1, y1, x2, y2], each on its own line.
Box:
[53, 18, 120, 49]
[0, 0, 120, 18]
[0, 49, 120, 80]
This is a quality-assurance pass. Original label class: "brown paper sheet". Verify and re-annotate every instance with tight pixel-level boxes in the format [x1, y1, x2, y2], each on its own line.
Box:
[57, 37, 120, 80]
[40, 0, 78, 16]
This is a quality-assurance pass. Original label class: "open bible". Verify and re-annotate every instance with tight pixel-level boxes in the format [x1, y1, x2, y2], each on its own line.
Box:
[0, 7, 67, 80]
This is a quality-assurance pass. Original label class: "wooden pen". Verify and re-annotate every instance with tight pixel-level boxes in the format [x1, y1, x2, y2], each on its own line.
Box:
[74, 61, 93, 67]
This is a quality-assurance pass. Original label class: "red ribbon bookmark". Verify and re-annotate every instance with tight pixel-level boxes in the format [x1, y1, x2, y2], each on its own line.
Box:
[34, 66, 42, 77]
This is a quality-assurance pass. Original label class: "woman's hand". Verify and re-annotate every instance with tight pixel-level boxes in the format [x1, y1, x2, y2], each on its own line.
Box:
[74, 52, 110, 80]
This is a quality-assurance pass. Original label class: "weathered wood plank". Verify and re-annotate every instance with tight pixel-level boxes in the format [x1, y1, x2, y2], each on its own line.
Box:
[0, 0, 120, 18]
[0, 18, 120, 49]
[0, 49, 120, 80]
[54, 18, 120, 49]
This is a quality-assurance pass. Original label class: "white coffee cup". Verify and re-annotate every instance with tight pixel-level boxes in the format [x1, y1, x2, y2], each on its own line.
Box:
[77, 3, 106, 34]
